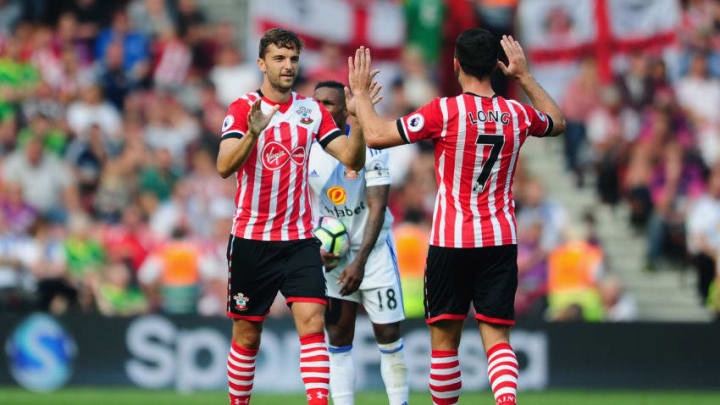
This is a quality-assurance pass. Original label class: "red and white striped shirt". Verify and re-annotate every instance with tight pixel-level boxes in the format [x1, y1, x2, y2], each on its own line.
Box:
[221, 91, 341, 241]
[396, 93, 553, 248]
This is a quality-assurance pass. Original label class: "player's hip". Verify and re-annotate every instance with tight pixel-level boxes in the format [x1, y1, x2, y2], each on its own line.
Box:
[230, 217, 315, 241]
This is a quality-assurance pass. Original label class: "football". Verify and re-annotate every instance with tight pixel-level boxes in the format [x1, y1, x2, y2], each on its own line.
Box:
[312, 216, 350, 264]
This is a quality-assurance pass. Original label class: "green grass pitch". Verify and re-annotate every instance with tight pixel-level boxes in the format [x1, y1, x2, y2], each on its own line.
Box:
[2, 388, 720, 405]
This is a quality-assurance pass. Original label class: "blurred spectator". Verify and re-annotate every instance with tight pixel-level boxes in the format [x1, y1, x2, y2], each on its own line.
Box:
[17, 108, 68, 157]
[514, 179, 566, 317]
[93, 261, 148, 316]
[676, 53, 720, 128]
[587, 85, 640, 205]
[616, 53, 653, 111]
[94, 10, 150, 82]
[63, 213, 105, 309]
[128, 0, 175, 40]
[58, 0, 111, 41]
[307, 42, 349, 85]
[143, 94, 199, 162]
[21, 219, 77, 314]
[1, 182, 37, 235]
[52, 12, 94, 67]
[99, 41, 137, 110]
[547, 226, 605, 322]
[0, 0, 22, 37]
[598, 275, 638, 321]
[66, 84, 122, 140]
[185, 148, 233, 237]
[174, 0, 206, 38]
[139, 147, 179, 203]
[686, 165, 720, 302]
[196, 215, 232, 316]
[0, 38, 39, 121]
[400, 46, 439, 109]
[3, 135, 77, 217]
[403, 0, 446, 65]
[561, 58, 601, 186]
[149, 178, 189, 239]
[65, 124, 107, 207]
[209, 46, 259, 107]
[138, 226, 201, 314]
[152, 27, 192, 90]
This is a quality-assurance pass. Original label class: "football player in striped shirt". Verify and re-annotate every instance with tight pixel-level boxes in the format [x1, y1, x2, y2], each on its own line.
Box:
[216, 29, 368, 405]
[347, 29, 566, 405]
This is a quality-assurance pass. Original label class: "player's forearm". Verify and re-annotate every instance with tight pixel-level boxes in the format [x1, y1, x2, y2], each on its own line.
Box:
[356, 186, 389, 263]
[517, 73, 566, 136]
[356, 207, 386, 264]
[216, 133, 259, 178]
[343, 117, 366, 171]
[355, 94, 390, 148]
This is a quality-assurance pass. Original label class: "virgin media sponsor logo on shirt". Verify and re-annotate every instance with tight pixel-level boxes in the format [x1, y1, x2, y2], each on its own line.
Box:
[261, 142, 305, 170]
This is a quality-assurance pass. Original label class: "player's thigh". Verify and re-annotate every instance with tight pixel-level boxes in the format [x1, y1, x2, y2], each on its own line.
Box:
[325, 297, 359, 347]
[226, 236, 283, 321]
[472, 245, 518, 326]
[424, 246, 474, 323]
[280, 238, 327, 305]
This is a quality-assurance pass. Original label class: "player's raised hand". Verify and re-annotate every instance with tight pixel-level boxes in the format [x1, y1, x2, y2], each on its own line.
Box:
[338, 259, 364, 296]
[344, 71, 383, 116]
[348, 46, 376, 96]
[497, 35, 530, 81]
[247, 99, 279, 136]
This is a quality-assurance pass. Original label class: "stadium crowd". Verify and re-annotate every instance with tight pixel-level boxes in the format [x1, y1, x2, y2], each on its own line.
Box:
[558, 0, 720, 317]
[2, 0, 714, 322]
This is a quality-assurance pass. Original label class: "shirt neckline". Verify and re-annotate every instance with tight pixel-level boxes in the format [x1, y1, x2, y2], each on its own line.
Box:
[464, 91, 497, 98]
[256, 89, 294, 114]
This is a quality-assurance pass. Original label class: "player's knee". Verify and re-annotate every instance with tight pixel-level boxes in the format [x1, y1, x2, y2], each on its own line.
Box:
[326, 325, 354, 347]
[232, 320, 263, 349]
[373, 322, 401, 344]
[298, 310, 325, 335]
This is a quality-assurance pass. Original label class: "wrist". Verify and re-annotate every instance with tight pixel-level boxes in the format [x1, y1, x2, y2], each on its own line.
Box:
[516, 72, 535, 85]
[354, 253, 369, 266]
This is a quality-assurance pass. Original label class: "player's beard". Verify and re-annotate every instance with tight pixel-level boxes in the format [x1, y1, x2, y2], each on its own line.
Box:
[268, 69, 296, 93]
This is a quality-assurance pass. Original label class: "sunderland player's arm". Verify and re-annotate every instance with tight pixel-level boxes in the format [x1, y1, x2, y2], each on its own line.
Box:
[320, 104, 366, 171]
[497, 35, 566, 137]
[338, 149, 391, 295]
[216, 99, 279, 178]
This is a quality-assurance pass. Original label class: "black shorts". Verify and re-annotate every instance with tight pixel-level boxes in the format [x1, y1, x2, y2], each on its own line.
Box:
[226, 236, 326, 321]
[424, 244, 518, 326]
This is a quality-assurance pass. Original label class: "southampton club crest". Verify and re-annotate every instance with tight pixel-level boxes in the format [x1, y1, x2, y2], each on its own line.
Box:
[296, 106, 314, 125]
[233, 293, 249, 311]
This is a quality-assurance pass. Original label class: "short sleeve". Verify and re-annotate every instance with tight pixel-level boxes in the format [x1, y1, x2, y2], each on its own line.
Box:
[364, 148, 391, 187]
[220, 101, 251, 141]
[316, 103, 342, 149]
[522, 104, 553, 137]
[396, 97, 444, 143]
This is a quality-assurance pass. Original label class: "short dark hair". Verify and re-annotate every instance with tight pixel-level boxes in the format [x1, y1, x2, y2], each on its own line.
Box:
[259, 28, 303, 58]
[315, 80, 345, 92]
[455, 28, 500, 79]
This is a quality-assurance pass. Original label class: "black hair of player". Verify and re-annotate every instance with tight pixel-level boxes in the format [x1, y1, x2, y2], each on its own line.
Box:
[315, 80, 345, 96]
[455, 28, 501, 80]
[259, 28, 304, 58]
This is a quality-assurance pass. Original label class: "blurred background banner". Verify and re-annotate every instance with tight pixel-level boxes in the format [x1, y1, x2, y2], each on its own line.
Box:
[247, 0, 405, 97]
[520, 0, 680, 98]
[2, 313, 720, 392]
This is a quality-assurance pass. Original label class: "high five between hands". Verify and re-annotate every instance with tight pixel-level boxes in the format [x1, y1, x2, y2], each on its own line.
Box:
[346, 46, 383, 116]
